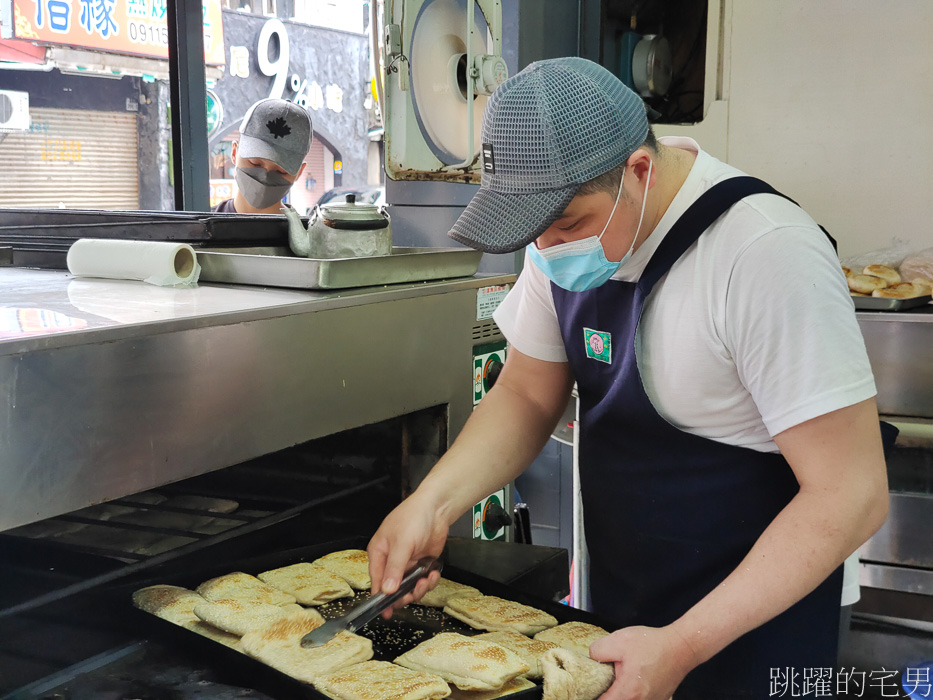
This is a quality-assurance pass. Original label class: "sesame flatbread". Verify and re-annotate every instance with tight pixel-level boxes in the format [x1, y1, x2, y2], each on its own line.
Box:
[394, 632, 530, 691]
[475, 631, 559, 680]
[193, 599, 306, 636]
[443, 596, 558, 636]
[197, 572, 297, 606]
[183, 619, 244, 650]
[316, 660, 451, 700]
[540, 648, 614, 700]
[258, 562, 354, 605]
[313, 550, 371, 590]
[132, 584, 204, 624]
[241, 612, 373, 685]
[533, 622, 609, 658]
[447, 676, 536, 700]
[133, 584, 241, 650]
[418, 578, 482, 608]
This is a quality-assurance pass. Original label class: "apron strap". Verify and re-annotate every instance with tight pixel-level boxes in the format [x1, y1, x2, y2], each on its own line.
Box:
[637, 176, 835, 295]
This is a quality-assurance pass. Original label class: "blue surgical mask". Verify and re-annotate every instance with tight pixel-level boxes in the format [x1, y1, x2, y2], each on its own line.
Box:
[526, 159, 652, 292]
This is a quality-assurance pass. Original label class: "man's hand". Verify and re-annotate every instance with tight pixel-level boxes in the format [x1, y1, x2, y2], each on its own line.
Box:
[590, 626, 698, 700]
[367, 490, 448, 617]
[366, 348, 573, 619]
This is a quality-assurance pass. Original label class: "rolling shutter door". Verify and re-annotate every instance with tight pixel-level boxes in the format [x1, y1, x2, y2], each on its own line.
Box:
[306, 138, 325, 199]
[0, 107, 138, 209]
[288, 138, 327, 214]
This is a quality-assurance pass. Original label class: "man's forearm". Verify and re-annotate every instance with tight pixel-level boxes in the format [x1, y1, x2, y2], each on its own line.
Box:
[669, 482, 887, 667]
[416, 375, 571, 528]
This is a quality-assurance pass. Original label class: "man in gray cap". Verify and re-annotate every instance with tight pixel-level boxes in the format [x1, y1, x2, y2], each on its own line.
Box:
[367, 57, 889, 698]
[213, 98, 313, 214]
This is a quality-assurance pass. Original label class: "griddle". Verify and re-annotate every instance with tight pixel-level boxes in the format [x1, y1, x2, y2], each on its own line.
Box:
[0, 208, 297, 270]
[115, 536, 608, 700]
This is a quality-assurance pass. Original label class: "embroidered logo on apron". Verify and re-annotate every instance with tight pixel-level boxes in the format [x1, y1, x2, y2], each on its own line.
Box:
[583, 328, 611, 364]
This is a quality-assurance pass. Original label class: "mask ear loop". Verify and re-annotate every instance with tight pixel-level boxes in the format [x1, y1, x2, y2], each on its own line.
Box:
[600, 158, 653, 259]
[597, 166, 626, 242]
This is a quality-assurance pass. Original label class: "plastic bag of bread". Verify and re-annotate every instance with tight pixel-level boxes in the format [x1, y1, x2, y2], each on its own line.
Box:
[898, 247, 933, 291]
[840, 242, 913, 275]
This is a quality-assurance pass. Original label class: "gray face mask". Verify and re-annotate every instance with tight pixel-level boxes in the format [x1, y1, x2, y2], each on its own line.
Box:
[235, 166, 292, 210]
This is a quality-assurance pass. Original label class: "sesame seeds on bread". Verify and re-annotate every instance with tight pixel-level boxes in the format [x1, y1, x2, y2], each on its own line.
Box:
[475, 631, 559, 680]
[443, 596, 558, 636]
[193, 599, 306, 636]
[533, 622, 609, 659]
[240, 611, 373, 685]
[394, 632, 530, 691]
[258, 562, 355, 605]
[313, 549, 372, 590]
[418, 578, 482, 608]
[315, 660, 451, 700]
[196, 571, 297, 606]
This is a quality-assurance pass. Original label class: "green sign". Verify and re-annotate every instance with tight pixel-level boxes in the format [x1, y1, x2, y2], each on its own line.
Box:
[583, 327, 612, 364]
[206, 89, 223, 138]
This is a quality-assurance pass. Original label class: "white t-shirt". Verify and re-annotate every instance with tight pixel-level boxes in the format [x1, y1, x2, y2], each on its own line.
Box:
[494, 137, 875, 606]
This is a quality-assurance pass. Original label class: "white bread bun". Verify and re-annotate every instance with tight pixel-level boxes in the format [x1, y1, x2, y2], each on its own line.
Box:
[841, 265, 852, 278]
[863, 264, 901, 285]
[848, 274, 888, 295]
[872, 283, 925, 299]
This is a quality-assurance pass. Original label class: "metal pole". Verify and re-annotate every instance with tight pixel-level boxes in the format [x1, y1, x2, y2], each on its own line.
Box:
[166, 0, 210, 211]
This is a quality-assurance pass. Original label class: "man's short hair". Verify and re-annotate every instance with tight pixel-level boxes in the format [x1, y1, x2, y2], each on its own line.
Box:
[578, 127, 658, 197]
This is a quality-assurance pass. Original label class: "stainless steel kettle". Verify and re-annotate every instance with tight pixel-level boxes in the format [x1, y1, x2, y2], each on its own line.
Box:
[286, 193, 392, 259]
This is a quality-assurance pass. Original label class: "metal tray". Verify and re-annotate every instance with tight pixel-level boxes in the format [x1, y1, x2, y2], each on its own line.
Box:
[197, 246, 483, 290]
[119, 536, 608, 700]
[852, 294, 933, 311]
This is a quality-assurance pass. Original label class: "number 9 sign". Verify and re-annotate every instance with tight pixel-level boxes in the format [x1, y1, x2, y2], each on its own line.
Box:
[258, 18, 290, 100]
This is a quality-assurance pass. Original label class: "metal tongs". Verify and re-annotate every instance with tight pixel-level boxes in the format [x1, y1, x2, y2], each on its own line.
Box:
[300, 556, 442, 648]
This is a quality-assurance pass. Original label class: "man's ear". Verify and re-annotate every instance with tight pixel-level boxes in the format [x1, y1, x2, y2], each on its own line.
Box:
[295, 162, 307, 180]
[628, 148, 655, 188]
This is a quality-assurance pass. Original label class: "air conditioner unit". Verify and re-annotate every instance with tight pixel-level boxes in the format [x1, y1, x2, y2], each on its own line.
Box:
[0, 90, 30, 133]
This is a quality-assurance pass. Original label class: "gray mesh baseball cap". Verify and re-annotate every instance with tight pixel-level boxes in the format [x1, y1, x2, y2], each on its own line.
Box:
[449, 57, 649, 254]
[238, 98, 313, 176]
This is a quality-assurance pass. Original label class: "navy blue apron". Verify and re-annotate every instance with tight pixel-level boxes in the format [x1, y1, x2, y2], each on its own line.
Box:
[550, 177, 843, 698]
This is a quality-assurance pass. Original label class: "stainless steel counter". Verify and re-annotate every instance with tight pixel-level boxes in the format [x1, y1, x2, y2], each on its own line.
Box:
[856, 305, 933, 418]
[0, 268, 513, 531]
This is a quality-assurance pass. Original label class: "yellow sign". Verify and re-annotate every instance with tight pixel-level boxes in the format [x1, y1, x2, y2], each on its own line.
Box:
[12, 0, 226, 65]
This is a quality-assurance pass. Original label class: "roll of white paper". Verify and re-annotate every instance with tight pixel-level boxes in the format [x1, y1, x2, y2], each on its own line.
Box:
[66, 239, 201, 287]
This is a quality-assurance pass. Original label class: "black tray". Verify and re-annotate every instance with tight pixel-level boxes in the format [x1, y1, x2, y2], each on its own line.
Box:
[117, 536, 608, 700]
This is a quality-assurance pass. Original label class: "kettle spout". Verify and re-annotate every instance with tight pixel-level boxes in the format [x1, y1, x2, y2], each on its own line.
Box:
[284, 204, 313, 258]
